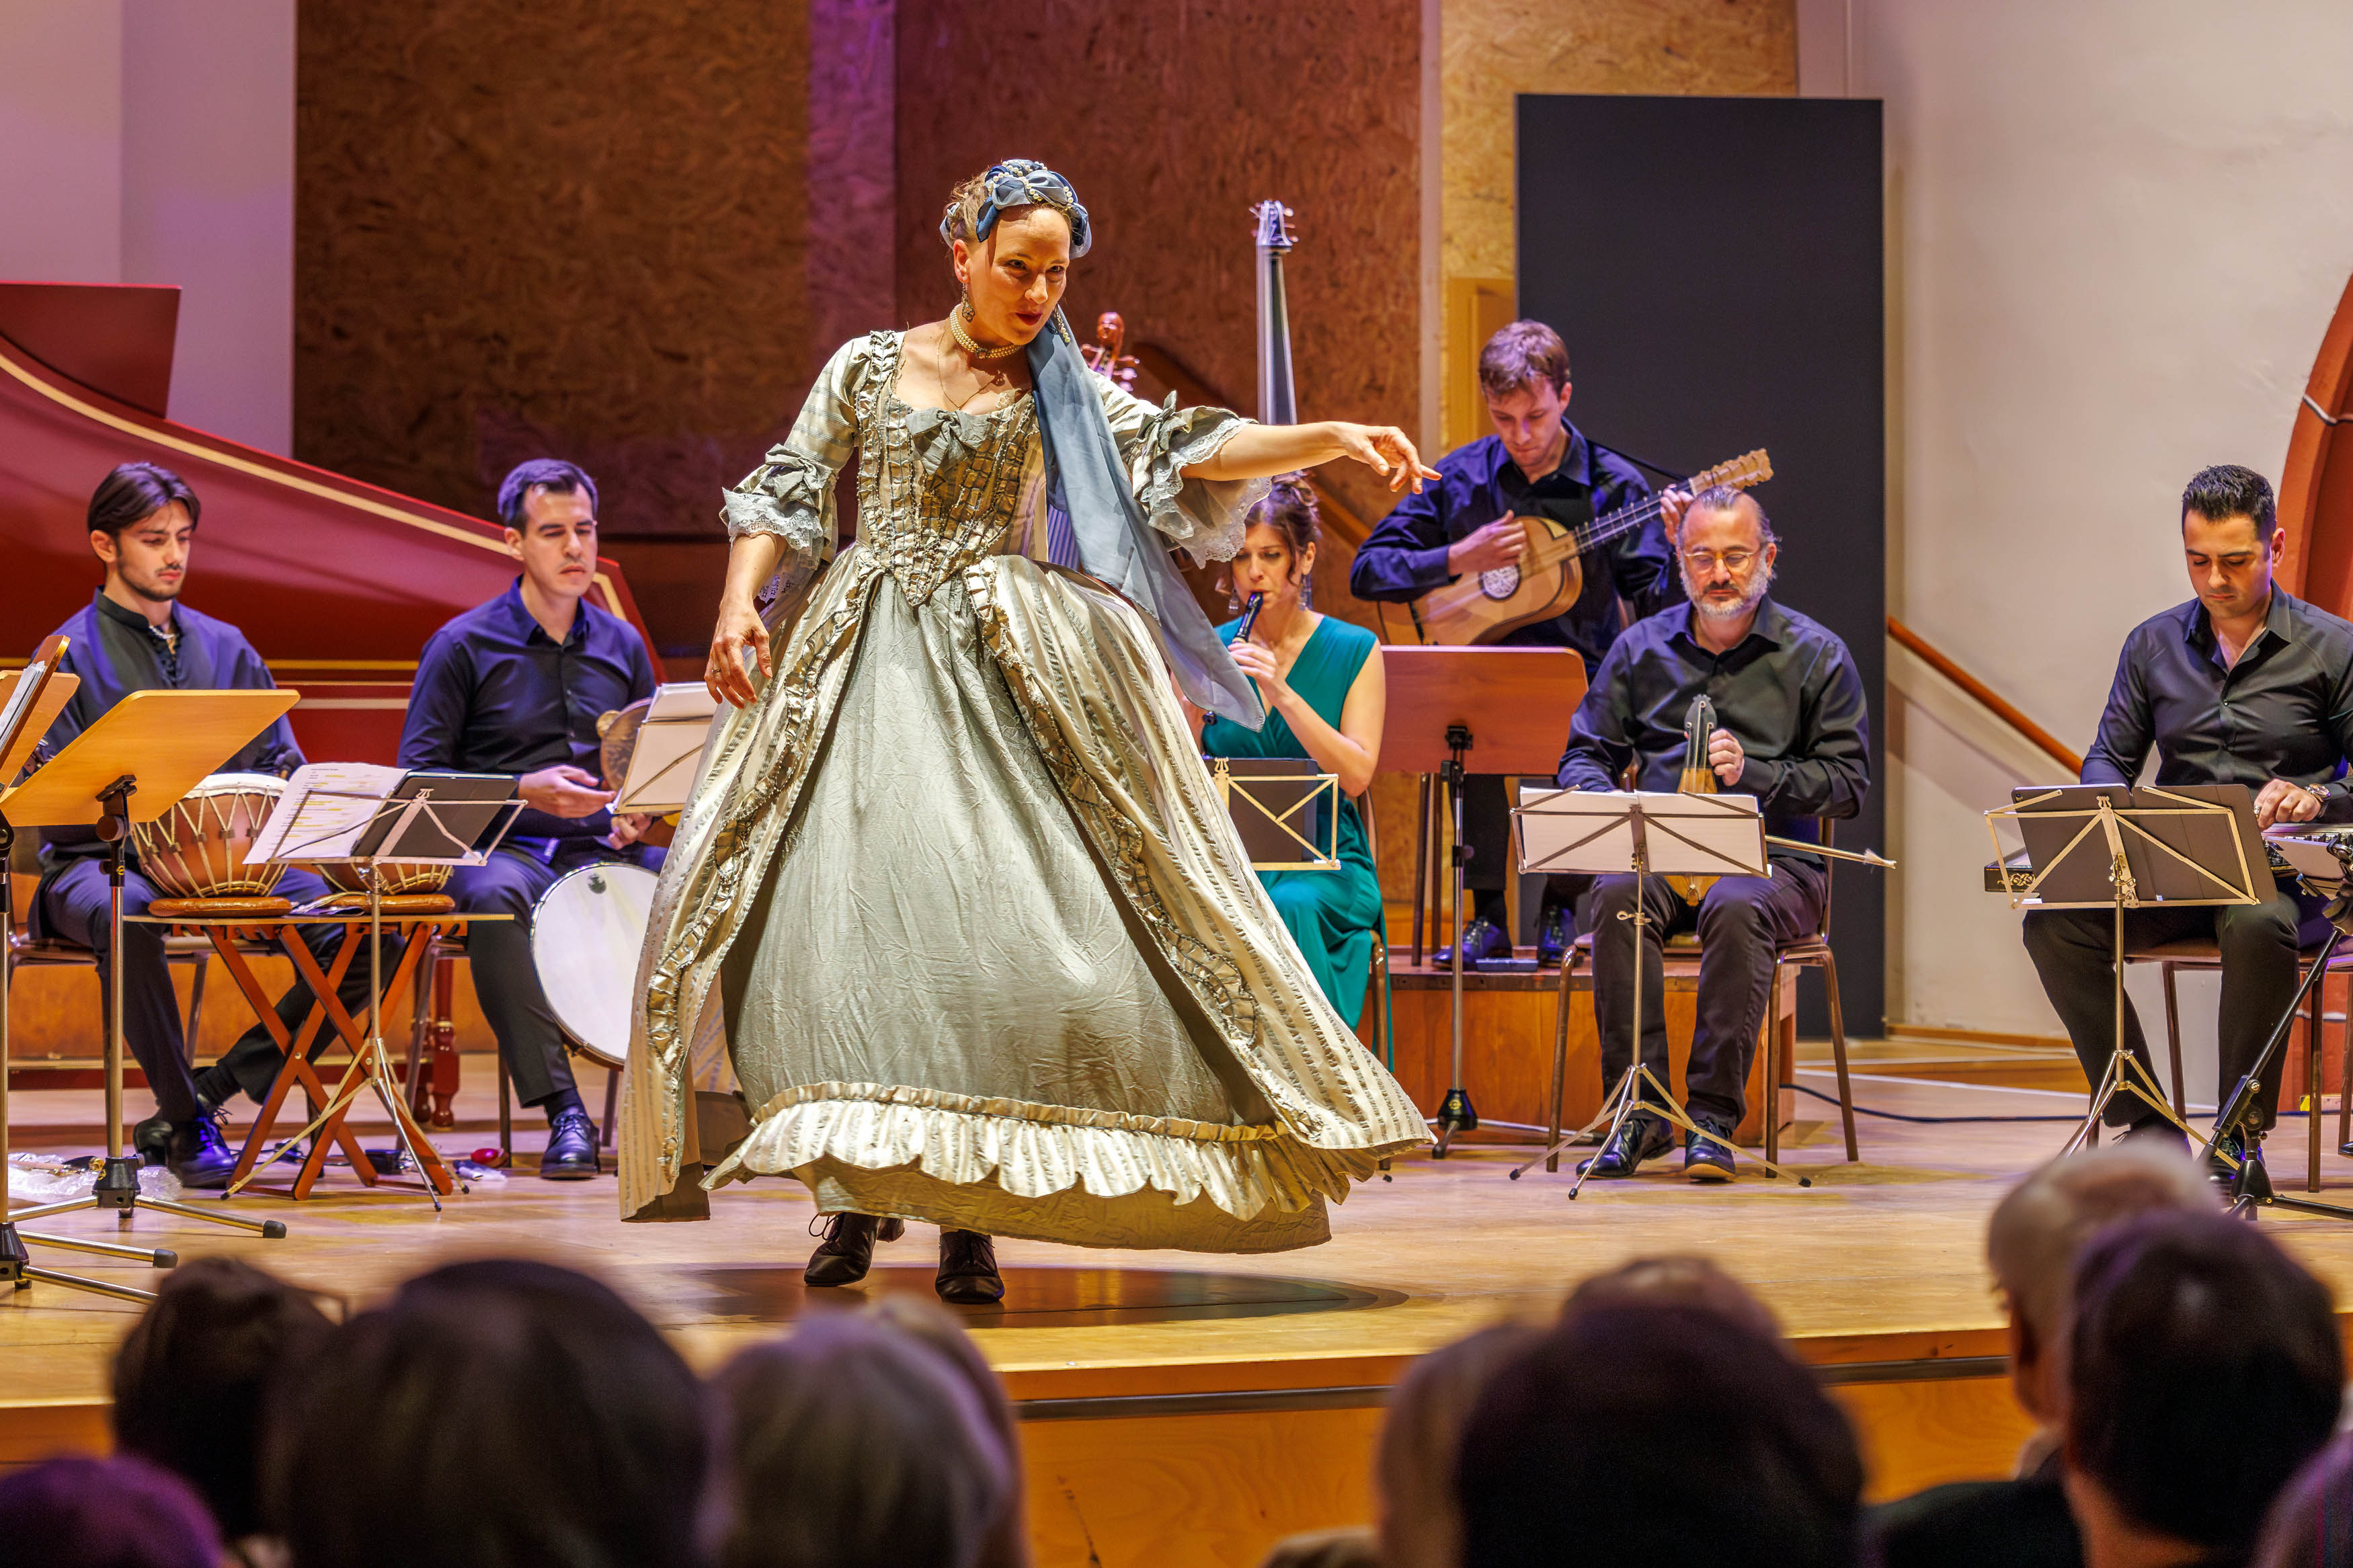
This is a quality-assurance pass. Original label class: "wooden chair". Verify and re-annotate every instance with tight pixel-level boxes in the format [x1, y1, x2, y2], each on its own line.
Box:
[7, 911, 257, 1080]
[2125, 936, 2353, 1194]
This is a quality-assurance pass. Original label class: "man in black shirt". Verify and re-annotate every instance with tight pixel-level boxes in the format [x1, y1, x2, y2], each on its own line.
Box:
[1351, 321, 1675, 964]
[2023, 465, 2353, 1186]
[1556, 489, 1870, 1181]
[398, 460, 660, 1179]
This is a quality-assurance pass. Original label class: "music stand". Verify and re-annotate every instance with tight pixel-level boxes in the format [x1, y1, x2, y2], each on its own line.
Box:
[1379, 647, 1586, 1155]
[613, 684, 719, 814]
[1505, 788, 1812, 1193]
[1987, 783, 2264, 1154]
[1207, 757, 1340, 870]
[250, 770, 520, 1208]
[2, 688, 300, 1271]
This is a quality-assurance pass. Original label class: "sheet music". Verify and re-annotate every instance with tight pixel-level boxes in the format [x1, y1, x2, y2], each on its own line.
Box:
[250, 762, 404, 863]
[615, 683, 720, 813]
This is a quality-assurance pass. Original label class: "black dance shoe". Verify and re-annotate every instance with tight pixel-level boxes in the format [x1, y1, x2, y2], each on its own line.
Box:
[132, 1111, 175, 1167]
[1536, 906, 1571, 968]
[936, 1229, 1005, 1305]
[539, 1110, 600, 1180]
[1433, 917, 1511, 969]
[1577, 1112, 1673, 1179]
[1685, 1116, 1737, 1183]
[805, 1213, 906, 1286]
[166, 1116, 239, 1190]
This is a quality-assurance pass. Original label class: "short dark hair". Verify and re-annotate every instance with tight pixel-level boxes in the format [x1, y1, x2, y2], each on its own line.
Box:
[1457, 1304, 1863, 1568]
[2068, 1210, 2342, 1552]
[0, 1454, 219, 1568]
[496, 458, 599, 530]
[88, 462, 199, 539]
[1687, 484, 1776, 545]
[2183, 463, 2277, 534]
[111, 1257, 334, 1540]
[1478, 320, 1570, 398]
[264, 1259, 708, 1568]
[715, 1313, 1013, 1568]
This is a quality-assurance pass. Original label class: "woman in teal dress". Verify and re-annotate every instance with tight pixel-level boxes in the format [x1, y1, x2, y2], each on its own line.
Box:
[1200, 477, 1388, 1027]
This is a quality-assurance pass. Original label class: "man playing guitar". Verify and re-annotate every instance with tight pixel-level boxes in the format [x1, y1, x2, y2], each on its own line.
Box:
[1350, 320, 1677, 964]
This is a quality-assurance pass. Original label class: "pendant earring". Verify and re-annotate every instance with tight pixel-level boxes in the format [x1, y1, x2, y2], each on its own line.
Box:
[1298, 575, 1314, 612]
[1226, 580, 1240, 615]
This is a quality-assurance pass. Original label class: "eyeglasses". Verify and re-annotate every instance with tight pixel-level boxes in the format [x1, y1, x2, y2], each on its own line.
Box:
[1681, 548, 1759, 573]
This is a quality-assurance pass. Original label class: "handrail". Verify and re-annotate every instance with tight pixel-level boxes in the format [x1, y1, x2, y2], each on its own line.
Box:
[1887, 616, 2083, 776]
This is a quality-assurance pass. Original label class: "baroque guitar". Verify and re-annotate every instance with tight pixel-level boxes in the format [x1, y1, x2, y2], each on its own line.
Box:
[1373, 449, 1771, 646]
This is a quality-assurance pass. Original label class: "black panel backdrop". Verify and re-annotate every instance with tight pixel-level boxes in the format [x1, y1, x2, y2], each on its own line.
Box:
[1517, 93, 1885, 1036]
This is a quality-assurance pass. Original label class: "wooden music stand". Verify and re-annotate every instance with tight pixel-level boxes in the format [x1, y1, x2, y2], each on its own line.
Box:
[1376, 646, 1587, 1153]
[1, 688, 298, 1257]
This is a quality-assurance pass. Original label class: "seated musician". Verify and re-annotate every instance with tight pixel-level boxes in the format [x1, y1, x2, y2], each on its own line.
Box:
[398, 459, 661, 1180]
[1199, 477, 1386, 1027]
[1349, 320, 1673, 966]
[28, 463, 387, 1187]
[1556, 487, 1869, 1181]
[2022, 465, 2353, 1191]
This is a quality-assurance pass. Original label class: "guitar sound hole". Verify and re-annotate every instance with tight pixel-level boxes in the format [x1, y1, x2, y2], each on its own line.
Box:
[1479, 566, 1520, 600]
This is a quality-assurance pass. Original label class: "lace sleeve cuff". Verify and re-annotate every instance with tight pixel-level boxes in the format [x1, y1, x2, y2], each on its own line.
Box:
[1128, 400, 1269, 564]
[721, 448, 839, 597]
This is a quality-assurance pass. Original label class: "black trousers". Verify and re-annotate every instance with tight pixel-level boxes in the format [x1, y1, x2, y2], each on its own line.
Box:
[2022, 878, 2329, 1131]
[1589, 865, 1827, 1128]
[446, 839, 664, 1110]
[34, 859, 389, 1123]
[1459, 774, 1584, 923]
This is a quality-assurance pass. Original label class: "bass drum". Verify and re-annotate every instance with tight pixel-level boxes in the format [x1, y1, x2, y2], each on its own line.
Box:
[528, 862, 659, 1071]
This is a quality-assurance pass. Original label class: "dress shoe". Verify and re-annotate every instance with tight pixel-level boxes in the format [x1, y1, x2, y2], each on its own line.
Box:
[805, 1212, 906, 1286]
[1577, 1112, 1674, 1178]
[132, 1111, 175, 1167]
[1536, 906, 1571, 968]
[166, 1115, 239, 1190]
[1686, 1116, 1737, 1182]
[1433, 916, 1511, 969]
[2119, 1115, 2190, 1157]
[936, 1229, 1005, 1305]
[2207, 1126, 2272, 1200]
[539, 1109, 600, 1180]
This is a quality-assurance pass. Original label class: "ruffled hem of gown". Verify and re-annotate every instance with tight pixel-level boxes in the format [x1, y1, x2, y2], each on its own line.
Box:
[703, 1080, 1419, 1253]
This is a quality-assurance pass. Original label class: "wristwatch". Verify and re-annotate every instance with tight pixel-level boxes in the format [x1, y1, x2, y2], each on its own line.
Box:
[2305, 783, 2331, 804]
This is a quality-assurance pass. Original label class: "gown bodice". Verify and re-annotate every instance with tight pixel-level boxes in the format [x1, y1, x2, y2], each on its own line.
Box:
[861, 378, 1041, 604]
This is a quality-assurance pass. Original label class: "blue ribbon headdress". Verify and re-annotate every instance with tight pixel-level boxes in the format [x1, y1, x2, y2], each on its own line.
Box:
[943, 160, 1265, 731]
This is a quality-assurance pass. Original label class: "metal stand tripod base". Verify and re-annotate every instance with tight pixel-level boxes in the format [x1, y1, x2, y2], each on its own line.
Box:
[1432, 1087, 1480, 1157]
[10, 1157, 286, 1238]
[1562, 1064, 1813, 1198]
[2062, 1050, 2195, 1157]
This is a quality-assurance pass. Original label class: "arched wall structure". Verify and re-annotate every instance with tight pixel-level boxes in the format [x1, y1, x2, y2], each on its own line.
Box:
[2283, 272, 2353, 612]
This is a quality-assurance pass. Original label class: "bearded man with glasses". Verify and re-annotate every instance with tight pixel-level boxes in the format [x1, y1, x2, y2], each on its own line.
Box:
[1554, 486, 1871, 1182]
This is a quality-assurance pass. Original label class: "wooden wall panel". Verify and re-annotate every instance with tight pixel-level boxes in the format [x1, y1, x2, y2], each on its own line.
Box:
[891, 0, 1423, 533]
[296, 3, 818, 550]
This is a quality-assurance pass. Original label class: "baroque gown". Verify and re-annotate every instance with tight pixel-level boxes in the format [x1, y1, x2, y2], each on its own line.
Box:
[618, 331, 1425, 1251]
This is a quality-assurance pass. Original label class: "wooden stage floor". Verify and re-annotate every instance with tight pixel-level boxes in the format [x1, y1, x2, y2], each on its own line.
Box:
[11, 1061, 2353, 1566]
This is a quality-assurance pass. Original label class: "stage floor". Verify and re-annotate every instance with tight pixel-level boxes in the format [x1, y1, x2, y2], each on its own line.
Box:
[11, 1061, 2353, 1564]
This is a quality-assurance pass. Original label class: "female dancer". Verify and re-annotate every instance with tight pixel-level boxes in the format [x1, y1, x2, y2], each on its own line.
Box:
[619, 160, 1429, 1303]
[1199, 478, 1387, 1028]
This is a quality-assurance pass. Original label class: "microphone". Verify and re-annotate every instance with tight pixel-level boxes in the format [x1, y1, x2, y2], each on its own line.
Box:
[1234, 590, 1267, 643]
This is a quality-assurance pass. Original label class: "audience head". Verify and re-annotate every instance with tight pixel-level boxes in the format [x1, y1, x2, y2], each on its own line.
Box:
[863, 1296, 1029, 1568]
[495, 458, 600, 606]
[265, 1258, 707, 1568]
[1986, 1145, 2215, 1426]
[1562, 1253, 1784, 1342]
[2065, 1210, 2341, 1562]
[0, 1454, 220, 1568]
[2256, 1434, 2353, 1568]
[1375, 1321, 1543, 1568]
[87, 461, 199, 607]
[1457, 1303, 1863, 1568]
[714, 1311, 1013, 1568]
[111, 1255, 335, 1542]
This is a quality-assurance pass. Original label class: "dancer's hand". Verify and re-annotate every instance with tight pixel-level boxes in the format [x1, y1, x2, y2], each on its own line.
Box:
[708, 597, 771, 708]
[1332, 423, 1441, 494]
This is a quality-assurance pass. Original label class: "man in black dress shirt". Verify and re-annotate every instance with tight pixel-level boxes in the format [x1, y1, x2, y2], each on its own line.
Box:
[2023, 465, 2353, 1188]
[399, 460, 660, 1179]
[30, 464, 386, 1186]
[1351, 321, 1675, 964]
[1556, 488, 1870, 1181]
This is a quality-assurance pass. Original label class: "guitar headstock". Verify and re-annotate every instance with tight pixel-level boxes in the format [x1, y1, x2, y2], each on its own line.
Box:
[1689, 448, 1772, 493]
[1252, 201, 1296, 255]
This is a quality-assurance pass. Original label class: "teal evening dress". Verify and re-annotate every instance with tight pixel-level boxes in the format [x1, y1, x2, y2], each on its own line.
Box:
[1202, 616, 1386, 1028]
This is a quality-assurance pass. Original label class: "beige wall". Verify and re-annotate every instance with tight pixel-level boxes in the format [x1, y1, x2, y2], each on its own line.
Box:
[1856, 1, 2353, 1055]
